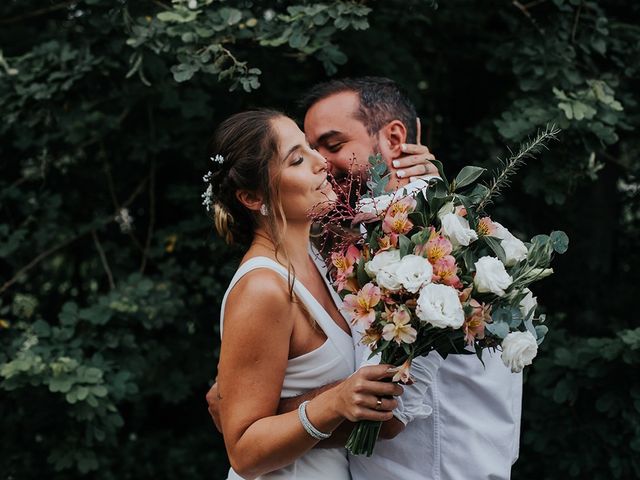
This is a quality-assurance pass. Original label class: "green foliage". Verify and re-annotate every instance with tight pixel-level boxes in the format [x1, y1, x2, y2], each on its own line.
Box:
[0, 0, 638, 478]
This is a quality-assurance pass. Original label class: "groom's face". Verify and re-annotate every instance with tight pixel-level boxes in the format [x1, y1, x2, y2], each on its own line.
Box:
[304, 91, 378, 185]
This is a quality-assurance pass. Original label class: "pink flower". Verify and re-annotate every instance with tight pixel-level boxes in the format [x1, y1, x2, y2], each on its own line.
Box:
[382, 308, 417, 345]
[463, 299, 490, 346]
[387, 196, 417, 216]
[382, 197, 417, 235]
[389, 359, 413, 384]
[432, 255, 463, 289]
[342, 283, 381, 328]
[377, 234, 398, 253]
[477, 216, 497, 237]
[332, 245, 361, 292]
[424, 233, 453, 264]
[382, 211, 413, 235]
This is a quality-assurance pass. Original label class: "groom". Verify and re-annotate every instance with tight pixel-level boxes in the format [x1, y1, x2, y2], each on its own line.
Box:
[208, 77, 523, 480]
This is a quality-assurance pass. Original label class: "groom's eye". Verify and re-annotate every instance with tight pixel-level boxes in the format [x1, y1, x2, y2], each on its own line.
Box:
[327, 142, 344, 153]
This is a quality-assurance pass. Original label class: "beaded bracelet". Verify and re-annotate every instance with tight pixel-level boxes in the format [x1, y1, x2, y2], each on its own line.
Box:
[298, 400, 332, 440]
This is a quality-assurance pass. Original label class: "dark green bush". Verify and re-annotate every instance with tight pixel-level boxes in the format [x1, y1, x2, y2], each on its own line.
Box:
[1, 1, 638, 478]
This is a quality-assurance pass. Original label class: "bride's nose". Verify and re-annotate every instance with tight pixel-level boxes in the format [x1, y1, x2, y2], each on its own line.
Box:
[312, 150, 328, 172]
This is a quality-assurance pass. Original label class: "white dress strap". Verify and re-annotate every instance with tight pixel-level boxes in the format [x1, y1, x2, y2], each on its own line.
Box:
[220, 256, 350, 345]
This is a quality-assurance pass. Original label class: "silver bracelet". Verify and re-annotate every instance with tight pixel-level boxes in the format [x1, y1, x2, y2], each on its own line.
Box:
[298, 400, 332, 440]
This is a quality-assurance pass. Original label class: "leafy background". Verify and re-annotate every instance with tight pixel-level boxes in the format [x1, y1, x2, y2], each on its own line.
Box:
[0, 0, 638, 479]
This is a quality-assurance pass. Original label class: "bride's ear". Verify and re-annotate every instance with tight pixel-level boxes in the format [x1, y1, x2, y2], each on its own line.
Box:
[235, 189, 264, 213]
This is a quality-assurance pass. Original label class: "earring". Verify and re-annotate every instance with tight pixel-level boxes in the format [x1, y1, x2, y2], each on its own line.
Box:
[260, 204, 268, 216]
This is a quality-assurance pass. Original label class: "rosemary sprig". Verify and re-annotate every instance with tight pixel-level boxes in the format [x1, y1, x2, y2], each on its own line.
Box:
[477, 124, 561, 212]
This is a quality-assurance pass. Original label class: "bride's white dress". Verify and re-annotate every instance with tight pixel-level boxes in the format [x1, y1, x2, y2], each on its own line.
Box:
[220, 256, 355, 480]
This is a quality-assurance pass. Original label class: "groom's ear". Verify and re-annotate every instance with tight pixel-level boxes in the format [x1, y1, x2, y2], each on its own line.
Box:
[378, 120, 408, 161]
[235, 189, 263, 213]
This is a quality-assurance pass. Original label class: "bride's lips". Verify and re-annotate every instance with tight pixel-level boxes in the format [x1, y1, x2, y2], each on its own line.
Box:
[316, 177, 330, 191]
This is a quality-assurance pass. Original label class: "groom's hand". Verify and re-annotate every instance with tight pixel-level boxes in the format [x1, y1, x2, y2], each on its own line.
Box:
[391, 117, 440, 182]
[206, 382, 223, 433]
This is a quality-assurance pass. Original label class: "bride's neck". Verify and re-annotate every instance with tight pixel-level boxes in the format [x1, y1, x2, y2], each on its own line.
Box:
[253, 221, 311, 267]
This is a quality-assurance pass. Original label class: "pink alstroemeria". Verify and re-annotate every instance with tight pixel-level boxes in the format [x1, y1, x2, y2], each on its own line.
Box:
[332, 244, 361, 292]
[463, 299, 490, 346]
[382, 211, 413, 235]
[424, 232, 453, 264]
[432, 255, 463, 289]
[477, 216, 497, 237]
[343, 283, 381, 328]
[382, 308, 417, 345]
[382, 197, 417, 235]
[377, 234, 398, 253]
[387, 196, 417, 216]
[389, 359, 413, 384]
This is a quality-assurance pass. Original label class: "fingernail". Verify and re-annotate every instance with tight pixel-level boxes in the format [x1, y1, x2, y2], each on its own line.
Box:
[401, 144, 407, 152]
[409, 176, 417, 183]
[397, 170, 406, 178]
[392, 160, 400, 168]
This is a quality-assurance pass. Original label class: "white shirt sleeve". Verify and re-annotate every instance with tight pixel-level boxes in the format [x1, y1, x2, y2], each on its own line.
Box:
[393, 352, 444, 425]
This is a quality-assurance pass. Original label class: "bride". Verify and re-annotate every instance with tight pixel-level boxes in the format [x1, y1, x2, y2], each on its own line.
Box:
[208, 110, 403, 480]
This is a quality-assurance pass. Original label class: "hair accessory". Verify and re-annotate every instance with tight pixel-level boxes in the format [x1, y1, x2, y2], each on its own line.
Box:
[203, 171, 213, 183]
[298, 401, 331, 440]
[201, 184, 214, 211]
[260, 204, 268, 216]
[210, 154, 224, 165]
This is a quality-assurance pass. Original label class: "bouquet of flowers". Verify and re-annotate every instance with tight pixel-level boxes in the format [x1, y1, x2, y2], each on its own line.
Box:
[314, 126, 568, 456]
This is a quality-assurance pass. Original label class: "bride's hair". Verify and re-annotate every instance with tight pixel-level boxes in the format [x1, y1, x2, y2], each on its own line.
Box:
[207, 110, 311, 312]
[207, 109, 283, 246]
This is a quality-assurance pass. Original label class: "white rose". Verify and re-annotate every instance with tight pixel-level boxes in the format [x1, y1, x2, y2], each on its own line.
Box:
[365, 249, 401, 278]
[357, 194, 394, 216]
[376, 264, 403, 292]
[501, 331, 538, 373]
[439, 213, 478, 249]
[493, 222, 528, 266]
[415, 283, 465, 329]
[519, 288, 537, 319]
[474, 256, 513, 296]
[394, 254, 433, 293]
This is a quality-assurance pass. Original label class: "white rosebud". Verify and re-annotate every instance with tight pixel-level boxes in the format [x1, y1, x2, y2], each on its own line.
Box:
[439, 206, 478, 249]
[415, 283, 465, 329]
[365, 249, 401, 278]
[493, 222, 528, 266]
[394, 254, 433, 293]
[529, 267, 554, 280]
[474, 256, 513, 296]
[519, 288, 537, 319]
[501, 331, 538, 373]
[357, 194, 394, 216]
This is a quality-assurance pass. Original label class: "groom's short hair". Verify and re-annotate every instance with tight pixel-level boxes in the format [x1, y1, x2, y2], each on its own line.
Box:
[299, 76, 418, 143]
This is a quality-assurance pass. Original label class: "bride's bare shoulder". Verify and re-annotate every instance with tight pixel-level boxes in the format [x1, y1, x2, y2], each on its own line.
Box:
[225, 262, 292, 320]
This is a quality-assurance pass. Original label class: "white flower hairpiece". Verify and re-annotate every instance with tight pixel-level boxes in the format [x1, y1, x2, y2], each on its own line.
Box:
[202, 184, 214, 211]
[203, 171, 212, 183]
[210, 154, 224, 165]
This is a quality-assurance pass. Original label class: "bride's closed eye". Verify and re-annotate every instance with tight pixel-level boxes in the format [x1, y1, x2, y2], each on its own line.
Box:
[291, 156, 304, 166]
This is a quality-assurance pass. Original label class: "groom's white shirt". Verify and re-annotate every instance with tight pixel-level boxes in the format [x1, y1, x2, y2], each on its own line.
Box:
[348, 178, 523, 480]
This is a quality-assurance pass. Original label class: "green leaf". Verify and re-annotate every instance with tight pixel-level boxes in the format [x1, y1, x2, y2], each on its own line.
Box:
[550, 230, 569, 254]
[484, 236, 507, 264]
[453, 166, 486, 190]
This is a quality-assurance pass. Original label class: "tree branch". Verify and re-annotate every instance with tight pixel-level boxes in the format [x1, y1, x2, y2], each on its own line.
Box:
[0, 0, 77, 25]
[0, 176, 148, 296]
[91, 230, 115, 290]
